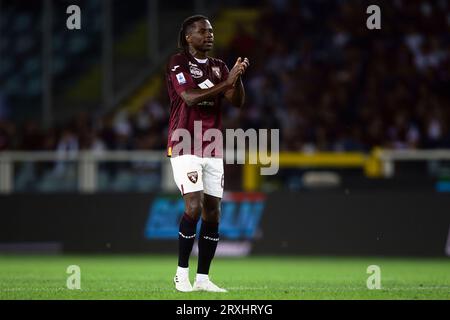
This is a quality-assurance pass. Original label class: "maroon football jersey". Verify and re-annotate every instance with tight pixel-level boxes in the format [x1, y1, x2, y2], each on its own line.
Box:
[166, 51, 230, 158]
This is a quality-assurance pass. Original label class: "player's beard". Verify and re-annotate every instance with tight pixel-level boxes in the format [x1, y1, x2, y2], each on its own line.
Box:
[190, 41, 212, 54]
[201, 45, 212, 52]
[203, 40, 213, 51]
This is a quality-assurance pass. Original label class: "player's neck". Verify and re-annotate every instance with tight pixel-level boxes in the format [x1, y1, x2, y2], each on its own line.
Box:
[188, 47, 207, 59]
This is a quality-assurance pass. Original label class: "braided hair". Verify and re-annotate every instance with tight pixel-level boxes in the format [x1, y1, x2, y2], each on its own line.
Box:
[178, 15, 209, 52]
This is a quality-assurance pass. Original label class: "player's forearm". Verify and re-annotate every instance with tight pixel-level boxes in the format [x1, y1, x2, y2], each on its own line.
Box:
[180, 81, 232, 106]
[225, 78, 245, 108]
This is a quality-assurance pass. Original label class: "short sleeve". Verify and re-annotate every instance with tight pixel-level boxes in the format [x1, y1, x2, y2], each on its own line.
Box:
[168, 54, 197, 96]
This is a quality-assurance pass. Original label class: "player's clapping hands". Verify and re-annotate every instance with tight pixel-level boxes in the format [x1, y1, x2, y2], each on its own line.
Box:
[238, 57, 250, 75]
[227, 57, 250, 87]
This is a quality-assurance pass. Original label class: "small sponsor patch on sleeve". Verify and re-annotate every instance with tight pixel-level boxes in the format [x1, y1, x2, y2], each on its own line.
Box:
[176, 72, 186, 84]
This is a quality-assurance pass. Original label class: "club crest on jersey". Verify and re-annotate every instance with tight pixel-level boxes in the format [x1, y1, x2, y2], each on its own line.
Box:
[212, 66, 221, 79]
[187, 171, 198, 183]
[190, 65, 203, 78]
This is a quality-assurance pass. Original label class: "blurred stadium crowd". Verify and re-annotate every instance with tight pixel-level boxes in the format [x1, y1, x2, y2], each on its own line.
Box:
[1, 0, 450, 153]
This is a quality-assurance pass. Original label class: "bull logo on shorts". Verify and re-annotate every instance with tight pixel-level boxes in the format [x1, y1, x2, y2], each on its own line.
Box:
[187, 171, 198, 184]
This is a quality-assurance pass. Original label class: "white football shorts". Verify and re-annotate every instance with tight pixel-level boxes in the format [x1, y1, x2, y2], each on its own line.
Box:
[169, 154, 224, 198]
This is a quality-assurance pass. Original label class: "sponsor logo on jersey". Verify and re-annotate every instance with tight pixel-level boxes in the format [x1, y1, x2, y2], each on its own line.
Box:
[198, 79, 214, 89]
[187, 171, 198, 183]
[190, 65, 203, 78]
[176, 72, 186, 84]
[212, 66, 221, 79]
[171, 65, 180, 72]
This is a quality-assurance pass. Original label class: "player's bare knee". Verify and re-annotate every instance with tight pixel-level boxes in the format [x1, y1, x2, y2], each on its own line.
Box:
[203, 207, 220, 223]
[186, 198, 202, 220]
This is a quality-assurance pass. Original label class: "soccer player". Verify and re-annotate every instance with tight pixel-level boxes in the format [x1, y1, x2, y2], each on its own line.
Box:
[166, 15, 249, 292]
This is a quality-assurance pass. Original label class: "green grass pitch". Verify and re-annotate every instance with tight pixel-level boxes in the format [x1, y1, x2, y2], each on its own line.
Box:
[0, 255, 449, 300]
